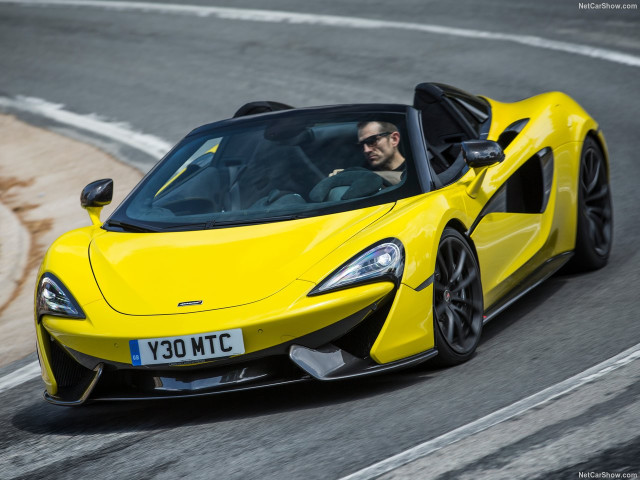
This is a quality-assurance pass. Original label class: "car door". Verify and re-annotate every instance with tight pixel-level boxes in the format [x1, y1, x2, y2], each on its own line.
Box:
[467, 146, 555, 310]
[414, 83, 555, 311]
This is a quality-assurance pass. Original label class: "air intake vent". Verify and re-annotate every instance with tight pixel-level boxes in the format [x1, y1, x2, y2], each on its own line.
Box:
[332, 293, 394, 359]
[497, 118, 529, 149]
[49, 339, 92, 388]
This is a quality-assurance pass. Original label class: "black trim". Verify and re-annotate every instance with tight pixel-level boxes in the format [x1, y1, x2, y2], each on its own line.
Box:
[413, 82, 491, 140]
[44, 363, 103, 406]
[441, 96, 479, 140]
[332, 292, 394, 359]
[415, 274, 434, 292]
[431, 83, 491, 118]
[478, 116, 492, 140]
[188, 103, 408, 138]
[98, 379, 310, 402]
[467, 196, 497, 238]
[407, 106, 436, 192]
[483, 252, 573, 324]
[539, 147, 554, 213]
[289, 344, 438, 380]
[92, 356, 305, 401]
[450, 97, 490, 125]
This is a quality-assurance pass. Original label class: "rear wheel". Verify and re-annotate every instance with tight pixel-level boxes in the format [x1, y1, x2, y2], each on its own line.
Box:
[568, 137, 613, 271]
[433, 228, 483, 366]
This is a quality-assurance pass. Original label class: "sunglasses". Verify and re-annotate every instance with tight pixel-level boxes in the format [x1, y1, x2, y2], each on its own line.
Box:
[357, 131, 392, 148]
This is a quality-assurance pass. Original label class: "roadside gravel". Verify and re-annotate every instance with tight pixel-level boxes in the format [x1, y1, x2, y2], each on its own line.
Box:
[0, 113, 142, 366]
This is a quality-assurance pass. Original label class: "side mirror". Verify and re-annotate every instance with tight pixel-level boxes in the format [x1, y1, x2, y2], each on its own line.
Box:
[81, 179, 113, 225]
[81, 179, 113, 208]
[461, 140, 504, 168]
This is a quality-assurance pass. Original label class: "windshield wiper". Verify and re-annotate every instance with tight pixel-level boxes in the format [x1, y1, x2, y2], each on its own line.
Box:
[104, 220, 159, 233]
[210, 215, 299, 228]
[106, 215, 301, 233]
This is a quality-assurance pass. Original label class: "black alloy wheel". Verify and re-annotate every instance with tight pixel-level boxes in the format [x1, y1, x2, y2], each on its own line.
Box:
[568, 137, 613, 271]
[433, 228, 484, 366]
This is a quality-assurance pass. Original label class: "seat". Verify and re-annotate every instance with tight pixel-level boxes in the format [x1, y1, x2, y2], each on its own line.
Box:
[248, 189, 307, 211]
[309, 169, 384, 202]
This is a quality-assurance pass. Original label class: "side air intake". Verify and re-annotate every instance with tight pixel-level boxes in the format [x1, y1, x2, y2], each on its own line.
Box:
[497, 118, 529, 149]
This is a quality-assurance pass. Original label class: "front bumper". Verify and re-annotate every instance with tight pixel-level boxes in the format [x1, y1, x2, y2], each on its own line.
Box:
[39, 282, 436, 405]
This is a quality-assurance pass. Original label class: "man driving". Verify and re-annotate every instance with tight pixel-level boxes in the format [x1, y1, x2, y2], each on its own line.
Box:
[357, 121, 405, 171]
[331, 121, 406, 185]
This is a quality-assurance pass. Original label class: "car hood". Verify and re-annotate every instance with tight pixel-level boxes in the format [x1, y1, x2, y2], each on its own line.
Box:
[89, 204, 393, 315]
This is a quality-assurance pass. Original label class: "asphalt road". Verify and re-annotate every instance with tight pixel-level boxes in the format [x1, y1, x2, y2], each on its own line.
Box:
[1, 1, 639, 478]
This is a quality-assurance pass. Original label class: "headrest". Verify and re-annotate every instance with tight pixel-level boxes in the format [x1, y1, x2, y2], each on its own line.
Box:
[413, 83, 444, 108]
[233, 101, 293, 118]
[264, 118, 314, 145]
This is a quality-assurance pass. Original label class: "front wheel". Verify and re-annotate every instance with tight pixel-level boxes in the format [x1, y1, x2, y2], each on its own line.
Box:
[432, 228, 484, 366]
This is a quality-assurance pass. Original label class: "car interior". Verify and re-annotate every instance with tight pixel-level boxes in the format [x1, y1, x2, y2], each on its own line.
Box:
[413, 83, 480, 186]
[149, 83, 487, 217]
[152, 120, 407, 215]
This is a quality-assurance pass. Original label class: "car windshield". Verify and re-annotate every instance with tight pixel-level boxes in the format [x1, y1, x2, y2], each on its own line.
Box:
[106, 109, 421, 231]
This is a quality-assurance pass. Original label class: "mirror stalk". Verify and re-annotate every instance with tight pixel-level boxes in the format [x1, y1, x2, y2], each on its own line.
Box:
[80, 179, 113, 226]
[85, 206, 104, 226]
[466, 168, 488, 199]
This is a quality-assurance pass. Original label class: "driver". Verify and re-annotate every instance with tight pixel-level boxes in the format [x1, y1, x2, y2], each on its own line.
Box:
[330, 121, 406, 185]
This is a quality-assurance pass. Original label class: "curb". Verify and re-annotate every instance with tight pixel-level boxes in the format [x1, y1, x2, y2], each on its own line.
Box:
[0, 201, 30, 312]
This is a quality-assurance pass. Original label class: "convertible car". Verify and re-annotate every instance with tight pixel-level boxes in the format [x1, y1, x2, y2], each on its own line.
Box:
[34, 83, 612, 405]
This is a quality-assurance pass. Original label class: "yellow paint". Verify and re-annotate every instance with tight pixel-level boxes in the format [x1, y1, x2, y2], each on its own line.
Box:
[85, 206, 103, 226]
[370, 283, 435, 363]
[43, 281, 395, 366]
[465, 168, 488, 198]
[34, 90, 606, 397]
[35, 322, 57, 394]
[472, 212, 545, 307]
[155, 143, 220, 196]
[89, 205, 392, 315]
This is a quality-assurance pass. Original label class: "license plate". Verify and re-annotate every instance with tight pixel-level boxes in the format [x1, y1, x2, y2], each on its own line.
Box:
[130, 328, 244, 366]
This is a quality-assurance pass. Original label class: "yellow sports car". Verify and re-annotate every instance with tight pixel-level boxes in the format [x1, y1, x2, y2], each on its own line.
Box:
[34, 83, 612, 405]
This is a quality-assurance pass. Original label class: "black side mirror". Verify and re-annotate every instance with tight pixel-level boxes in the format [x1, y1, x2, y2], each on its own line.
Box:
[461, 140, 505, 168]
[81, 179, 113, 208]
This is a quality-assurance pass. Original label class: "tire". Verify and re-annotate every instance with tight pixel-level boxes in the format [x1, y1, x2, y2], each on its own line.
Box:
[567, 137, 613, 272]
[432, 228, 484, 366]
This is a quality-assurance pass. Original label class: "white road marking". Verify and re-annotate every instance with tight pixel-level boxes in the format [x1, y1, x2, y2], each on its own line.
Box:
[0, 96, 172, 159]
[0, 95, 172, 394]
[2, 0, 640, 68]
[0, 361, 41, 394]
[339, 342, 640, 480]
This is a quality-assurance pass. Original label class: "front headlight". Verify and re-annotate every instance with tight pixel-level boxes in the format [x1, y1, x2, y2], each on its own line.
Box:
[36, 273, 85, 320]
[309, 239, 404, 296]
